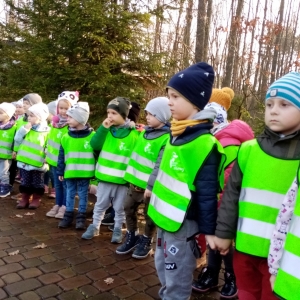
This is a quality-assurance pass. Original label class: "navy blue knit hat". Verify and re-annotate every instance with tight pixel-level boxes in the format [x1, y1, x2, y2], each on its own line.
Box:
[167, 62, 215, 110]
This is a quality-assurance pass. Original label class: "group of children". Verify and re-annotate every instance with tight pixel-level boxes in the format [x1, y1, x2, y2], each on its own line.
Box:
[0, 61, 299, 300]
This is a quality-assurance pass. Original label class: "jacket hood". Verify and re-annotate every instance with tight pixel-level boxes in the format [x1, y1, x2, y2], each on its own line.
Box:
[213, 119, 254, 147]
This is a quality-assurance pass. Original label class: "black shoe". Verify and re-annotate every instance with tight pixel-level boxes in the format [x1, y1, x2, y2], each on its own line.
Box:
[220, 272, 238, 299]
[192, 267, 219, 292]
[102, 213, 114, 226]
[58, 211, 74, 228]
[132, 235, 152, 259]
[76, 212, 86, 230]
[116, 231, 140, 254]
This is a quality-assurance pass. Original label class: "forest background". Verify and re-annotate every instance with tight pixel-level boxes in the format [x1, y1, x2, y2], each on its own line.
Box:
[0, 0, 300, 133]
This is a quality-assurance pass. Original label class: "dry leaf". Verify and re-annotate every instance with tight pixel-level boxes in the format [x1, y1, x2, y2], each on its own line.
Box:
[33, 243, 47, 249]
[86, 218, 92, 222]
[24, 212, 35, 216]
[15, 214, 23, 218]
[9, 250, 19, 256]
[104, 278, 114, 285]
[137, 209, 144, 214]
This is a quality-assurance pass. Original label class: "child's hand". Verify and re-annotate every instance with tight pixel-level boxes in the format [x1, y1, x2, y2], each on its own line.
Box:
[214, 236, 232, 255]
[58, 176, 64, 181]
[270, 275, 276, 290]
[129, 121, 136, 128]
[102, 118, 113, 128]
[12, 152, 17, 159]
[144, 189, 152, 198]
[205, 235, 216, 250]
[24, 123, 32, 130]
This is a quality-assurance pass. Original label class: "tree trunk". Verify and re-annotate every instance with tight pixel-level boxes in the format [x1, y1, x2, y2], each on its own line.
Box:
[195, 0, 207, 62]
[182, 0, 194, 68]
[203, 0, 212, 61]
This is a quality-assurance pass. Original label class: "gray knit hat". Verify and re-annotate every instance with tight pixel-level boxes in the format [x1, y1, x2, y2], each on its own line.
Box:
[66, 102, 90, 125]
[145, 97, 171, 124]
[107, 97, 131, 120]
[47, 101, 57, 116]
[23, 93, 42, 106]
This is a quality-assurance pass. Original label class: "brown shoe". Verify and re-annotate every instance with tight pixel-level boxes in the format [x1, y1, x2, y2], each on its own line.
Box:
[16, 193, 30, 209]
[29, 194, 41, 209]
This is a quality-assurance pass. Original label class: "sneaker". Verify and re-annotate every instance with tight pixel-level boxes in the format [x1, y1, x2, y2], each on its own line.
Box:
[0, 184, 11, 198]
[220, 272, 238, 299]
[102, 213, 114, 226]
[81, 224, 99, 240]
[192, 267, 219, 292]
[55, 205, 66, 219]
[111, 227, 123, 244]
[46, 205, 59, 217]
[116, 231, 140, 255]
[48, 188, 56, 199]
[132, 235, 152, 259]
[11, 193, 22, 200]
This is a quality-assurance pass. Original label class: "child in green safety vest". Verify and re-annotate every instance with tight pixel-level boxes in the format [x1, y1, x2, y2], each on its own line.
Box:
[147, 62, 225, 300]
[214, 72, 300, 300]
[268, 172, 300, 300]
[81, 97, 139, 243]
[14, 102, 50, 209]
[115, 96, 171, 259]
[45, 91, 79, 219]
[57, 102, 95, 230]
[0, 102, 17, 198]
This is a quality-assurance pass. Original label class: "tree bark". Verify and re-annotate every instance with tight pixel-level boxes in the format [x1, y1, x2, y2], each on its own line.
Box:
[195, 0, 207, 62]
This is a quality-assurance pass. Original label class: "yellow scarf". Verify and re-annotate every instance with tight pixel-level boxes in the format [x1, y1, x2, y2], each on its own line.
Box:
[170, 119, 209, 136]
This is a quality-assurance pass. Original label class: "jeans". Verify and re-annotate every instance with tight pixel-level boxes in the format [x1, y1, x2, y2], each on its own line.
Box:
[65, 178, 89, 213]
[0, 159, 11, 185]
[52, 166, 66, 206]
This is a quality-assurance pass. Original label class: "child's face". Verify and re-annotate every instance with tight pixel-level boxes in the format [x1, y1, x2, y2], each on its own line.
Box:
[265, 98, 300, 135]
[23, 100, 31, 113]
[0, 109, 9, 123]
[58, 100, 70, 118]
[67, 115, 81, 129]
[167, 88, 199, 120]
[107, 108, 125, 126]
[15, 105, 24, 116]
[28, 112, 40, 125]
[145, 111, 164, 128]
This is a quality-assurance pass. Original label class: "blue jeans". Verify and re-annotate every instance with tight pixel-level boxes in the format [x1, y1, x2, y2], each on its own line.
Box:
[52, 166, 66, 207]
[65, 178, 89, 213]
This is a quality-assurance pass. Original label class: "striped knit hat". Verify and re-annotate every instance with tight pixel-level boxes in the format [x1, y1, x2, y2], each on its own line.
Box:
[266, 72, 300, 109]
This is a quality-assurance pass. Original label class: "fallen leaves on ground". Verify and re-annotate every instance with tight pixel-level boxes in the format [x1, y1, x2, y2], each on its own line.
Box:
[8, 250, 19, 256]
[104, 278, 114, 285]
[33, 243, 47, 249]
[24, 212, 35, 216]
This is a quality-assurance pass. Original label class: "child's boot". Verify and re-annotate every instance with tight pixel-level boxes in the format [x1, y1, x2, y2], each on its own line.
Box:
[220, 271, 238, 298]
[132, 235, 152, 259]
[75, 212, 86, 230]
[81, 224, 99, 239]
[192, 267, 219, 292]
[29, 193, 41, 209]
[58, 211, 74, 228]
[48, 188, 56, 199]
[116, 231, 140, 254]
[0, 184, 11, 198]
[16, 193, 31, 209]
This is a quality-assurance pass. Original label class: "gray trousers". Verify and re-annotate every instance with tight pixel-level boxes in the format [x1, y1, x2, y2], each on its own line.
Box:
[93, 181, 128, 230]
[155, 219, 200, 300]
[124, 185, 156, 237]
[0, 159, 12, 185]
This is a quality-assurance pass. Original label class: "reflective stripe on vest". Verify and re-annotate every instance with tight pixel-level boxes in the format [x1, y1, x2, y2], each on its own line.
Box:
[95, 130, 139, 184]
[0, 126, 16, 159]
[223, 145, 239, 169]
[46, 126, 68, 167]
[148, 133, 225, 232]
[236, 139, 299, 257]
[61, 131, 95, 178]
[274, 168, 300, 300]
[17, 131, 48, 167]
[124, 132, 169, 189]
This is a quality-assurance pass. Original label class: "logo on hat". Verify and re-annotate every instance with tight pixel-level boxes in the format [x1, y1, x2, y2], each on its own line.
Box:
[200, 91, 205, 97]
[204, 72, 209, 77]
[109, 99, 120, 106]
[270, 89, 278, 97]
[178, 74, 184, 78]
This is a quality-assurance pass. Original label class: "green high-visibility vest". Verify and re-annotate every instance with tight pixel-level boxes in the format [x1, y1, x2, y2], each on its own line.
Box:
[17, 130, 49, 167]
[61, 131, 96, 178]
[0, 126, 16, 159]
[14, 118, 28, 152]
[273, 165, 300, 300]
[124, 131, 169, 189]
[236, 139, 299, 257]
[46, 126, 68, 167]
[95, 129, 139, 184]
[148, 133, 225, 232]
[223, 145, 239, 169]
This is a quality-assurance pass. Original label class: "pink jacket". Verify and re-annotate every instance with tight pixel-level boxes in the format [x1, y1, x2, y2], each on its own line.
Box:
[213, 120, 254, 200]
